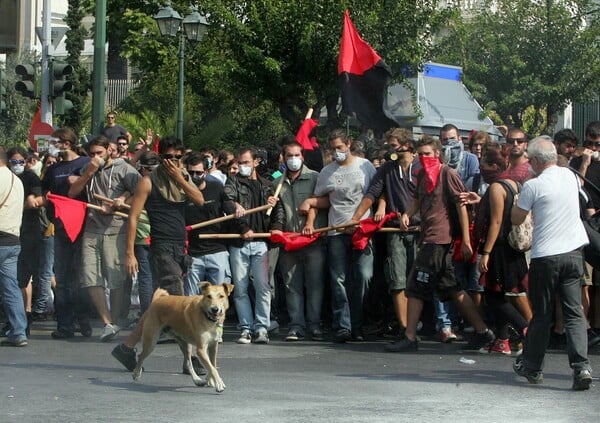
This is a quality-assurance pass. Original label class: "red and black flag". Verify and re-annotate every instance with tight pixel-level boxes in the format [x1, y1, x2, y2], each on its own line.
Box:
[338, 10, 398, 135]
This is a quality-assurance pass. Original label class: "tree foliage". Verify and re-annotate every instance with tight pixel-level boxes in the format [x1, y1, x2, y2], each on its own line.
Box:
[434, 0, 600, 135]
[108, 0, 449, 148]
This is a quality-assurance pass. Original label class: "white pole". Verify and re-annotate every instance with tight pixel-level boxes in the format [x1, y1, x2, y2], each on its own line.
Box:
[40, 0, 52, 125]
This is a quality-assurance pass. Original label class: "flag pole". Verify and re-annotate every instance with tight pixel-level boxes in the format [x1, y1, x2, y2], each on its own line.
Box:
[187, 204, 272, 230]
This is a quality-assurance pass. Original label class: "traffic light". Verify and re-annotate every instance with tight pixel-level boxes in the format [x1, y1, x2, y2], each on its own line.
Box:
[0, 69, 6, 113]
[51, 60, 73, 115]
[15, 64, 36, 99]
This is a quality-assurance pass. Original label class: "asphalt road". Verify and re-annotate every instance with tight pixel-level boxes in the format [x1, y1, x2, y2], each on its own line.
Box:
[1, 320, 599, 423]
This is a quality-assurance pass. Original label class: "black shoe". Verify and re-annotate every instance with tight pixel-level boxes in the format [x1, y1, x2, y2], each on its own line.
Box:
[588, 329, 600, 348]
[351, 330, 365, 342]
[466, 329, 496, 350]
[384, 336, 419, 352]
[26, 313, 32, 337]
[78, 320, 93, 338]
[513, 357, 543, 384]
[51, 328, 75, 339]
[183, 356, 207, 376]
[334, 329, 352, 343]
[31, 312, 48, 322]
[111, 344, 138, 372]
[1, 323, 11, 337]
[572, 369, 592, 391]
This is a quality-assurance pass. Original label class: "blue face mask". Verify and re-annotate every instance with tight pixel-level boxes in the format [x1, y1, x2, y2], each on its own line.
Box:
[333, 150, 348, 163]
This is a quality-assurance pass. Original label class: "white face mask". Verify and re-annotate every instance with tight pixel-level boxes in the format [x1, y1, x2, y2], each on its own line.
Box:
[11, 164, 25, 175]
[48, 144, 60, 157]
[286, 156, 303, 172]
[239, 164, 253, 177]
[333, 150, 348, 163]
[592, 151, 600, 161]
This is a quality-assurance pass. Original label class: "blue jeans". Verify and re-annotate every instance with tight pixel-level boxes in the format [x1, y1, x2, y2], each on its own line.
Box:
[0, 245, 27, 340]
[229, 241, 270, 333]
[327, 235, 373, 333]
[279, 240, 325, 334]
[523, 249, 591, 373]
[33, 235, 54, 314]
[185, 251, 232, 296]
[54, 231, 90, 332]
[433, 295, 452, 331]
[134, 244, 153, 314]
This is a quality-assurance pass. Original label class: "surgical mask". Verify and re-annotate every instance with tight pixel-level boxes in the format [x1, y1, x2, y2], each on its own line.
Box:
[48, 144, 60, 157]
[30, 160, 42, 176]
[11, 164, 25, 175]
[592, 151, 600, 161]
[333, 150, 348, 163]
[286, 157, 303, 172]
[239, 164, 253, 177]
[191, 172, 206, 186]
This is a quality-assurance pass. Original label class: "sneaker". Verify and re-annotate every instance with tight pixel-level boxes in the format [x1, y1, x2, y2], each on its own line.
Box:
[478, 340, 494, 354]
[351, 329, 365, 342]
[588, 329, 600, 347]
[1, 322, 11, 337]
[334, 329, 352, 343]
[440, 328, 458, 343]
[253, 331, 269, 344]
[111, 344, 137, 371]
[466, 329, 495, 350]
[513, 357, 543, 384]
[236, 330, 251, 345]
[384, 336, 418, 352]
[31, 312, 48, 321]
[183, 356, 207, 376]
[100, 323, 120, 342]
[572, 369, 592, 391]
[51, 328, 75, 339]
[78, 320, 93, 338]
[0, 337, 28, 347]
[285, 330, 304, 342]
[489, 338, 512, 355]
[310, 329, 325, 341]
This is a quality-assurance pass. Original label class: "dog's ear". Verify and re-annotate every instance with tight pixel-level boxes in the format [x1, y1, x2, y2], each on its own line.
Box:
[198, 281, 212, 294]
[222, 283, 234, 296]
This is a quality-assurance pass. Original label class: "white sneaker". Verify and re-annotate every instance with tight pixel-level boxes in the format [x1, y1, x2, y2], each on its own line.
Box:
[236, 330, 251, 344]
[100, 323, 120, 342]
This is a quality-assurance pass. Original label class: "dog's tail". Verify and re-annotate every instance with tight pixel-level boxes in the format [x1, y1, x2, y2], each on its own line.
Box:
[152, 288, 169, 302]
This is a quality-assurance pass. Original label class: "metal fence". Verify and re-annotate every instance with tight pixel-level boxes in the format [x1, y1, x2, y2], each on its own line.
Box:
[573, 96, 600, 140]
[105, 79, 139, 110]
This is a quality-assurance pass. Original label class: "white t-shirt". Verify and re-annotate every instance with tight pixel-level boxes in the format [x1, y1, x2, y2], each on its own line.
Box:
[314, 156, 376, 236]
[0, 166, 24, 237]
[517, 165, 588, 259]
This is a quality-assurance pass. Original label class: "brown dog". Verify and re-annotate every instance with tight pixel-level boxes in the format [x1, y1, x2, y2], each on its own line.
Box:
[132, 282, 234, 392]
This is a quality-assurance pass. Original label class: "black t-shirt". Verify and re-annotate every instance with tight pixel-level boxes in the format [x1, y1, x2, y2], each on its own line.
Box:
[185, 180, 228, 256]
[571, 157, 600, 209]
[102, 125, 128, 142]
[18, 169, 42, 236]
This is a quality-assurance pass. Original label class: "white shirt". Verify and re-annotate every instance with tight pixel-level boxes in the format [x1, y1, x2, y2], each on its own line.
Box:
[0, 166, 24, 237]
[517, 165, 588, 259]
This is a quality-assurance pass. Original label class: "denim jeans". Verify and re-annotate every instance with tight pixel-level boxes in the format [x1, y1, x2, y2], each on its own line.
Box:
[184, 250, 232, 296]
[229, 241, 270, 333]
[32, 235, 54, 314]
[279, 240, 325, 334]
[54, 231, 90, 332]
[0, 245, 27, 340]
[134, 244, 153, 314]
[523, 249, 591, 373]
[327, 235, 373, 333]
[433, 294, 452, 331]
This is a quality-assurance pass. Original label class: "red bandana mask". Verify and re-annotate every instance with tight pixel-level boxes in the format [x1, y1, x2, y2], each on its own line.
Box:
[419, 155, 442, 193]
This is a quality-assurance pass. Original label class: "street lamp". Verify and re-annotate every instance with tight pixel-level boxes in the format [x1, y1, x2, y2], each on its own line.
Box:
[154, 3, 209, 142]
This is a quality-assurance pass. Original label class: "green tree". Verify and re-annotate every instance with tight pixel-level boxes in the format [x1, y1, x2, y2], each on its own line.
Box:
[109, 1, 449, 147]
[434, 0, 600, 135]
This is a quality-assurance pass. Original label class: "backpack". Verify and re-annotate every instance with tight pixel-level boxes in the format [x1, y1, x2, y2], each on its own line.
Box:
[497, 180, 533, 252]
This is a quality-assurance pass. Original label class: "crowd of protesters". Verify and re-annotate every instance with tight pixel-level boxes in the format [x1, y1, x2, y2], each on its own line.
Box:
[1, 115, 599, 391]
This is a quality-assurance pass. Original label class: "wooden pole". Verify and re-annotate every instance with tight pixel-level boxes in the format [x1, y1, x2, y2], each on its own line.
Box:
[187, 204, 271, 230]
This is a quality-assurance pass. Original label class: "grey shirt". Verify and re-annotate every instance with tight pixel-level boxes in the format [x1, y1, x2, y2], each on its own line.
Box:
[314, 157, 376, 236]
[82, 158, 141, 234]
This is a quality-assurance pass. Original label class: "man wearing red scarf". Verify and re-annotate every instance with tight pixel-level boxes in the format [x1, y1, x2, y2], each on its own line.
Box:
[385, 135, 495, 352]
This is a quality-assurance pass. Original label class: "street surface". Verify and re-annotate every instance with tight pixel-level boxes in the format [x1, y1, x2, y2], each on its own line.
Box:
[1, 320, 599, 422]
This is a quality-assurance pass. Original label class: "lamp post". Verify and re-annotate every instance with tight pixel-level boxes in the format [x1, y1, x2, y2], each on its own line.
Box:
[154, 3, 208, 142]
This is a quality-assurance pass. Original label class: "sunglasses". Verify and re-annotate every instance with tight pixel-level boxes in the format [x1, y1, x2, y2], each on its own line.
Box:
[9, 159, 25, 165]
[161, 154, 183, 161]
[584, 140, 600, 148]
[118, 142, 128, 146]
[188, 170, 205, 176]
[507, 137, 527, 144]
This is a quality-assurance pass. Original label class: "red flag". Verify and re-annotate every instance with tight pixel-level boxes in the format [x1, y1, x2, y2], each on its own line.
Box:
[270, 231, 321, 252]
[47, 193, 88, 242]
[352, 212, 397, 250]
[338, 10, 398, 135]
[295, 118, 318, 151]
[152, 135, 160, 153]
